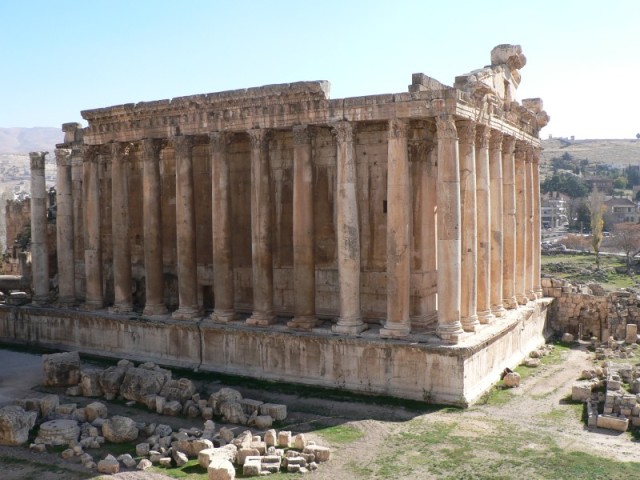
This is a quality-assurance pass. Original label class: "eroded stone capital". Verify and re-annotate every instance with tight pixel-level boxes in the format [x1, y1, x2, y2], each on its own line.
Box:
[29, 151, 47, 170]
[435, 115, 457, 140]
[54, 148, 72, 167]
[247, 128, 270, 150]
[209, 131, 231, 153]
[532, 147, 541, 165]
[82, 145, 100, 164]
[514, 140, 527, 161]
[456, 120, 476, 145]
[475, 125, 490, 149]
[110, 142, 133, 162]
[388, 118, 409, 140]
[171, 135, 194, 157]
[331, 121, 353, 144]
[292, 125, 313, 146]
[141, 138, 163, 161]
[501, 135, 516, 155]
[489, 130, 503, 150]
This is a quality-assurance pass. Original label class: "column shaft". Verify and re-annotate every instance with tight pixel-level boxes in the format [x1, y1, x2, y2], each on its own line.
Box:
[457, 121, 479, 332]
[501, 137, 517, 309]
[142, 139, 168, 316]
[30, 151, 49, 304]
[55, 149, 74, 304]
[83, 146, 103, 308]
[525, 147, 536, 300]
[71, 146, 85, 300]
[209, 132, 235, 322]
[332, 121, 367, 335]
[435, 115, 463, 343]
[533, 149, 543, 297]
[475, 126, 494, 324]
[288, 126, 318, 330]
[514, 142, 528, 305]
[247, 129, 276, 326]
[110, 143, 132, 312]
[381, 119, 411, 338]
[489, 131, 505, 316]
[172, 136, 201, 319]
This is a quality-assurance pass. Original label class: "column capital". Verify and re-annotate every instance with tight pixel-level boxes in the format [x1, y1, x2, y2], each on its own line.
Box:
[171, 135, 194, 156]
[209, 131, 231, 152]
[435, 115, 457, 140]
[475, 125, 490, 148]
[292, 125, 313, 145]
[55, 148, 72, 167]
[456, 120, 476, 145]
[502, 135, 516, 154]
[247, 128, 270, 150]
[532, 147, 541, 164]
[388, 118, 409, 140]
[29, 151, 47, 170]
[110, 141, 133, 160]
[141, 138, 163, 160]
[82, 145, 100, 163]
[489, 130, 503, 149]
[514, 140, 527, 160]
[331, 121, 354, 144]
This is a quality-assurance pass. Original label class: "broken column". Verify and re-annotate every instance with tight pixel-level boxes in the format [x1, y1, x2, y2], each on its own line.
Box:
[30, 151, 49, 304]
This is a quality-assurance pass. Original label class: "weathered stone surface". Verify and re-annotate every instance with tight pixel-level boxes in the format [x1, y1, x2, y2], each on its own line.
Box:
[264, 429, 277, 447]
[278, 431, 291, 448]
[97, 454, 120, 474]
[136, 442, 150, 456]
[210, 388, 243, 415]
[0, 406, 37, 446]
[43, 351, 81, 387]
[99, 363, 131, 400]
[160, 377, 197, 404]
[243, 455, 262, 476]
[80, 368, 104, 397]
[503, 372, 521, 388]
[249, 415, 273, 429]
[119, 453, 137, 468]
[293, 433, 307, 450]
[163, 400, 182, 416]
[35, 418, 80, 446]
[597, 414, 629, 432]
[208, 457, 236, 480]
[39, 394, 59, 418]
[561, 332, 574, 343]
[173, 449, 189, 467]
[259, 403, 287, 421]
[85, 402, 108, 422]
[572, 381, 594, 402]
[198, 445, 238, 468]
[303, 445, 331, 462]
[137, 458, 153, 470]
[220, 402, 247, 425]
[120, 367, 171, 405]
[102, 415, 139, 443]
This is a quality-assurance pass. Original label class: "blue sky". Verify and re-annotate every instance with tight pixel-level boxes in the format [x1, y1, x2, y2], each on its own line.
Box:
[1, 0, 639, 139]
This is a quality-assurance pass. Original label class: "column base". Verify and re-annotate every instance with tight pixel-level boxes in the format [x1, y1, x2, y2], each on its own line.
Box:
[491, 305, 506, 317]
[31, 295, 50, 306]
[172, 306, 202, 320]
[56, 296, 76, 307]
[527, 290, 537, 301]
[287, 315, 318, 330]
[81, 299, 104, 311]
[246, 311, 276, 326]
[332, 320, 368, 335]
[477, 310, 495, 324]
[516, 294, 529, 305]
[379, 323, 410, 338]
[436, 322, 464, 344]
[461, 314, 479, 332]
[503, 297, 518, 309]
[109, 303, 133, 314]
[410, 313, 438, 330]
[143, 303, 169, 317]
[209, 309, 236, 323]
[534, 288, 543, 299]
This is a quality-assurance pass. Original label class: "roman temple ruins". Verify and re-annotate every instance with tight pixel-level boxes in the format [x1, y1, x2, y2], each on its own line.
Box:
[0, 44, 550, 405]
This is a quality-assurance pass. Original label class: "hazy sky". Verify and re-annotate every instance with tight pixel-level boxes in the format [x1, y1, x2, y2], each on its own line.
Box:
[1, 0, 639, 139]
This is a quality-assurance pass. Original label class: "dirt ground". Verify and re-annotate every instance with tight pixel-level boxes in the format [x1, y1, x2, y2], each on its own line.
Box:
[0, 343, 638, 479]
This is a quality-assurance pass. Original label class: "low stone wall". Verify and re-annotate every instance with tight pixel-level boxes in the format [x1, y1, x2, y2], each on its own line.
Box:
[0, 300, 551, 407]
[542, 277, 640, 341]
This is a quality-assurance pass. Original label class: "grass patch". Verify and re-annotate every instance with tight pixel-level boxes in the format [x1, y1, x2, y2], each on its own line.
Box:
[542, 252, 637, 291]
[315, 424, 364, 444]
[151, 459, 209, 479]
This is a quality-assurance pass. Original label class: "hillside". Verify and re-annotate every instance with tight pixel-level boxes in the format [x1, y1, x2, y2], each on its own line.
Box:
[0, 127, 63, 154]
[541, 138, 640, 167]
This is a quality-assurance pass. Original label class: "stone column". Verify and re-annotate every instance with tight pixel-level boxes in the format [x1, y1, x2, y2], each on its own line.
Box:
[71, 144, 85, 300]
[208, 132, 235, 323]
[514, 141, 528, 305]
[83, 145, 103, 309]
[171, 135, 201, 320]
[332, 121, 367, 335]
[435, 115, 464, 343]
[247, 129, 276, 326]
[457, 120, 479, 332]
[30, 151, 49, 304]
[475, 126, 494, 324]
[288, 126, 318, 330]
[110, 143, 132, 313]
[142, 138, 168, 317]
[532, 148, 543, 297]
[381, 118, 411, 338]
[55, 148, 74, 304]
[525, 146, 536, 300]
[501, 136, 517, 309]
[489, 131, 505, 316]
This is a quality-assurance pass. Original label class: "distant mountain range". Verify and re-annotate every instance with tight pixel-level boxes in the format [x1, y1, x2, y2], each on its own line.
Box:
[541, 138, 640, 167]
[0, 127, 63, 154]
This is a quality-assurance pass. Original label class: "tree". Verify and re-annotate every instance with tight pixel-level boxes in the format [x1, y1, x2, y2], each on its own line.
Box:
[612, 223, 640, 272]
[589, 187, 605, 270]
[541, 173, 588, 199]
[613, 176, 628, 189]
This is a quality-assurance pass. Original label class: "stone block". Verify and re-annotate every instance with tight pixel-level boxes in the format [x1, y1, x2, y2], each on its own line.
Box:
[264, 429, 277, 447]
[209, 388, 243, 414]
[80, 368, 104, 397]
[163, 400, 182, 416]
[85, 402, 108, 422]
[503, 372, 521, 388]
[626, 324, 638, 344]
[303, 445, 331, 462]
[173, 450, 189, 467]
[120, 367, 171, 404]
[561, 333, 574, 343]
[293, 433, 307, 450]
[39, 394, 59, 418]
[240, 398, 264, 415]
[137, 458, 153, 470]
[238, 447, 260, 465]
[119, 453, 137, 468]
[259, 403, 287, 421]
[243, 456, 262, 477]
[278, 431, 291, 448]
[97, 454, 120, 474]
[572, 381, 594, 402]
[43, 351, 81, 387]
[208, 458, 236, 480]
[102, 416, 139, 443]
[597, 414, 629, 432]
[159, 457, 172, 467]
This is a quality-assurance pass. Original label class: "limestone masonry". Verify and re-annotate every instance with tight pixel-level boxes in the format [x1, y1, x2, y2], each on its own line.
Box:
[1, 44, 550, 405]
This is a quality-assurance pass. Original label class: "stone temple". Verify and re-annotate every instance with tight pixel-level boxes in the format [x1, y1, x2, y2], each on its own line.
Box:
[1, 44, 550, 405]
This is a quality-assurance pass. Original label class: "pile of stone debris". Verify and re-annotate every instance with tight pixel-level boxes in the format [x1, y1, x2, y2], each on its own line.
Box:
[0, 351, 332, 477]
[572, 333, 640, 434]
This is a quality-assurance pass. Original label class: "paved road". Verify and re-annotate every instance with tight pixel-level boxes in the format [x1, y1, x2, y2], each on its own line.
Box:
[0, 347, 43, 406]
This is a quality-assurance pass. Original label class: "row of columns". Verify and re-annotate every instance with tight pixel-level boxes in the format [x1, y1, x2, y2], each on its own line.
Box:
[46, 117, 541, 343]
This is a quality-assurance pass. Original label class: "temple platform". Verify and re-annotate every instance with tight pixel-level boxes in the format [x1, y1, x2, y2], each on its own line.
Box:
[0, 298, 552, 407]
